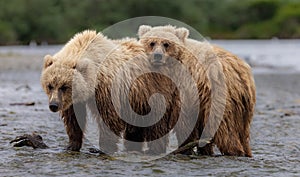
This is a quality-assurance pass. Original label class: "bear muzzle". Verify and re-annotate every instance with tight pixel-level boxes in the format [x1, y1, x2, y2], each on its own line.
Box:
[49, 101, 60, 112]
[150, 53, 167, 66]
[154, 53, 163, 61]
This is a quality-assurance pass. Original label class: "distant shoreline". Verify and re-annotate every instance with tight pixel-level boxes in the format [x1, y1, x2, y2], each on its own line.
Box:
[0, 40, 299, 73]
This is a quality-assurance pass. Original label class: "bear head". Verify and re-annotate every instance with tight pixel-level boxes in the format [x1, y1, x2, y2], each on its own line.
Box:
[40, 30, 99, 113]
[41, 55, 97, 113]
[138, 25, 189, 66]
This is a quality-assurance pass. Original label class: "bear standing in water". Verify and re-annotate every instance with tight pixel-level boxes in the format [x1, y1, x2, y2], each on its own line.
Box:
[138, 25, 256, 157]
[41, 30, 179, 154]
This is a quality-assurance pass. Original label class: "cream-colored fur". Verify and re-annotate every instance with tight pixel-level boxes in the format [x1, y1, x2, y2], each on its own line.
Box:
[138, 25, 256, 157]
[41, 30, 177, 154]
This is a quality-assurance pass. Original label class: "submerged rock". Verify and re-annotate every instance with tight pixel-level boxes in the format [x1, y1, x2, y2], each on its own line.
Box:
[10, 133, 48, 149]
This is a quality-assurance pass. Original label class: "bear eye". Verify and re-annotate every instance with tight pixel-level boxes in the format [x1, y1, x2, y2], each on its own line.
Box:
[60, 85, 69, 92]
[163, 43, 169, 48]
[47, 84, 53, 90]
[150, 42, 155, 47]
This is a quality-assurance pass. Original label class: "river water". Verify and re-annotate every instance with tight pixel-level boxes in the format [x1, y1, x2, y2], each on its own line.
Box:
[0, 40, 299, 176]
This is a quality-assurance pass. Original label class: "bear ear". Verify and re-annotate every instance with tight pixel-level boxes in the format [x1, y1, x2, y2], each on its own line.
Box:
[175, 27, 189, 42]
[138, 25, 152, 37]
[43, 55, 55, 69]
[76, 58, 91, 73]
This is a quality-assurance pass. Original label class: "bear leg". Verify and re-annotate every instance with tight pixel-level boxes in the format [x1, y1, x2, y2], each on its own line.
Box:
[214, 130, 245, 156]
[98, 122, 120, 154]
[241, 139, 252, 157]
[239, 124, 252, 157]
[124, 126, 144, 152]
[197, 143, 214, 156]
[62, 103, 86, 151]
[146, 133, 168, 155]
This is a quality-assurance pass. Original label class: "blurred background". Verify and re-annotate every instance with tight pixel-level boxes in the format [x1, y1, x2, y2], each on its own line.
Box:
[0, 0, 300, 45]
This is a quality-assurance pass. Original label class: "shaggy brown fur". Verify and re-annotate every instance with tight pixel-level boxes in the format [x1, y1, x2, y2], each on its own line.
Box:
[41, 30, 178, 154]
[62, 102, 86, 151]
[91, 39, 179, 154]
[138, 25, 256, 157]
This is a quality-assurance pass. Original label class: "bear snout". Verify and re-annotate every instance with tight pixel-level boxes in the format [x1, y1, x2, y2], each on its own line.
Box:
[154, 53, 163, 61]
[150, 53, 167, 66]
[49, 101, 60, 112]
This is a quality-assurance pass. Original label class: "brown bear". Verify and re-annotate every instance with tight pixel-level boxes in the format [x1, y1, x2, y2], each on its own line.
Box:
[41, 30, 179, 154]
[138, 25, 256, 157]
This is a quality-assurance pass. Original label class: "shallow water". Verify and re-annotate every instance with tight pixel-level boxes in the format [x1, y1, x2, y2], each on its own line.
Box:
[213, 39, 300, 73]
[0, 40, 300, 176]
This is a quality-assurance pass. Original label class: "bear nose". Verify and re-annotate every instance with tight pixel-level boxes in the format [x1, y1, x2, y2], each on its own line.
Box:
[49, 102, 59, 112]
[153, 53, 163, 61]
